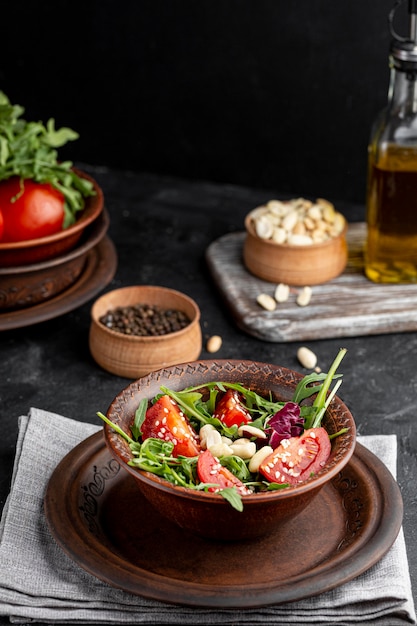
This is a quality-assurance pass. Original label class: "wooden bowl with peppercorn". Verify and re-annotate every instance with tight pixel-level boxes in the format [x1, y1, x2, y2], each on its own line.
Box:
[89, 285, 203, 378]
[243, 197, 348, 286]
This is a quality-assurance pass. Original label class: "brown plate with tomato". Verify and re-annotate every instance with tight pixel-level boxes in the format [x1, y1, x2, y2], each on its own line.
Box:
[0, 169, 103, 267]
[44, 429, 403, 608]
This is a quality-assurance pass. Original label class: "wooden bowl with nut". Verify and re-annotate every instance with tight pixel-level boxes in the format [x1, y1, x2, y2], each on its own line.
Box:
[89, 285, 202, 378]
[243, 197, 348, 286]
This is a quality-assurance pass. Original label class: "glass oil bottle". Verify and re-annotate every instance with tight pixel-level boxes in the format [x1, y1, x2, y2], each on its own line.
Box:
[365, 0, 417, 283]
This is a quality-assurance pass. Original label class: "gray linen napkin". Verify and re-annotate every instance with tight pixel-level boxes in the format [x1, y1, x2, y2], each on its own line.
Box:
[0, 407, 415, 626]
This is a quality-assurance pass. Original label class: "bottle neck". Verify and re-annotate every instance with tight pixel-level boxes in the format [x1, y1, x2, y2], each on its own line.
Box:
[388, 63, 417, 115]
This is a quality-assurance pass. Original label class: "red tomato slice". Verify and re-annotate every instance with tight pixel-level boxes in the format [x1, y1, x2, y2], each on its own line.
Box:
[0, 177, 65, 242]
[259, 427, 331, 486]
[141, 395, 201, 457]
[0, 208, 4, 241]
[197, 449, 252, 495]
[213, 388, 252, 428]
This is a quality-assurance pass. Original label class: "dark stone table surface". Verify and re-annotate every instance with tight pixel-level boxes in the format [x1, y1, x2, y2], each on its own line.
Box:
[1, 164, 416, 622]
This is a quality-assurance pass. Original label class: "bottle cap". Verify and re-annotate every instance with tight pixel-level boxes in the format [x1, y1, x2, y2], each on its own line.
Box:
[389, 0, 417, 68]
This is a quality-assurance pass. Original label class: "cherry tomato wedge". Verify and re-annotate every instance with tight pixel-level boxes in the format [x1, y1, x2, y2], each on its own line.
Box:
[0, 177, 65, 242]
[0, 209, 4, 240]
[197, 449, 252, 495]
[259, 427, 331, 486]
[213, 388, 252, 428]
[141, 395, 201, 457]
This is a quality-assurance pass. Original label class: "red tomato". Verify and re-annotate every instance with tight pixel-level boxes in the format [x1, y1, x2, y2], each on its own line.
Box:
[259, 427, 331, 486]
[0, 208, 4, 240]
[0, 177, 65, 242]
[213, 388, 252, 428]
[197, 449, 252, 495]
[141, 395, 201, 457]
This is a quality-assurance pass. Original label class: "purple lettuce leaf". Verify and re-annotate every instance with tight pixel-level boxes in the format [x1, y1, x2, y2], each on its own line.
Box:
[267, 401, 305, 449]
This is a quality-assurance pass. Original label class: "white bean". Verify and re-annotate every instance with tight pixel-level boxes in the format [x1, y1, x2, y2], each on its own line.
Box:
[282, 210, 298, 232]
[296, 286, 312, 307]
[209, 442, 234, 457]
[205, 429, 222, 450]
[230, 439, 257, 459]
[248, 446, 274, 473]
[255, 215, 274, 239]
[237, 424, 267, 439]
[199, 424, 216, 450]
[206, 335, 222, 353]
[274, 282, 290, 303]
[297, 346, 318, 369]
[257, 293, 276, 311]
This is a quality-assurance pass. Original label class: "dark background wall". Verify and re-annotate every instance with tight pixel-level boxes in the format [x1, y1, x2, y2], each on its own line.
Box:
[1, 0, 408, 207]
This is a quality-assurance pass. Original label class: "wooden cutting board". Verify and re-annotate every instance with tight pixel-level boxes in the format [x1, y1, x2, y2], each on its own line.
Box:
[205, 223, 417, 342]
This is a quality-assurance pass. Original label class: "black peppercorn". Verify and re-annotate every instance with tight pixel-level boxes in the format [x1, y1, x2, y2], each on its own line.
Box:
[99, 303, 191, 337]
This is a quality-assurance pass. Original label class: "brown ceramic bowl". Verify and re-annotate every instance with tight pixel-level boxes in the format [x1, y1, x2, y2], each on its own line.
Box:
[243, 211, 348, 286]
[103, 359, 356, 541]
[89, 285, 202, 378]
[0, 169, 104, 267]
[0, 209, 109, 310]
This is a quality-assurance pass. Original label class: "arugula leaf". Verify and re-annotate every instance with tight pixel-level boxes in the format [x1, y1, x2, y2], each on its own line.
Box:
[311, 348, 347, 428]
[131, 398, 148, 440]
[218, 487, 243, 512]
[96, 411, 134, 445]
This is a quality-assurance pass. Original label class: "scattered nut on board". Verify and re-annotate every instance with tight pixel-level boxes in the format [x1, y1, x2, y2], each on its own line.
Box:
[274, 283, 290, 303]
[296, 286, 312, 307]
[206, 335, 222, 353]
[256, 293, 277, 311]
[297, 346, 318, 369]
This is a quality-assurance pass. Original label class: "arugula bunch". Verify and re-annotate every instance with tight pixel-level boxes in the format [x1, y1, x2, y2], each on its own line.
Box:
[0, 91, 95, 227]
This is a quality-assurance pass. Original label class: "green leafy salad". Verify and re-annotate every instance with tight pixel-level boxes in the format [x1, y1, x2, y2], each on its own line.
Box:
[98, 348, 349, 511]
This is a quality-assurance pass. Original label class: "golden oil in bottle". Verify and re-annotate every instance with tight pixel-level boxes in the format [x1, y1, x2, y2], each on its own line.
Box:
[365, 145, 417, 283]
[365, 0, 417, 283]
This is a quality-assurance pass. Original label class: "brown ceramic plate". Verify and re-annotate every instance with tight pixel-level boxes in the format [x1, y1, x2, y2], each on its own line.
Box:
[0, 236, 117, 331]
[44, 432, 403, 608]
[0, 210, 109, 311]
